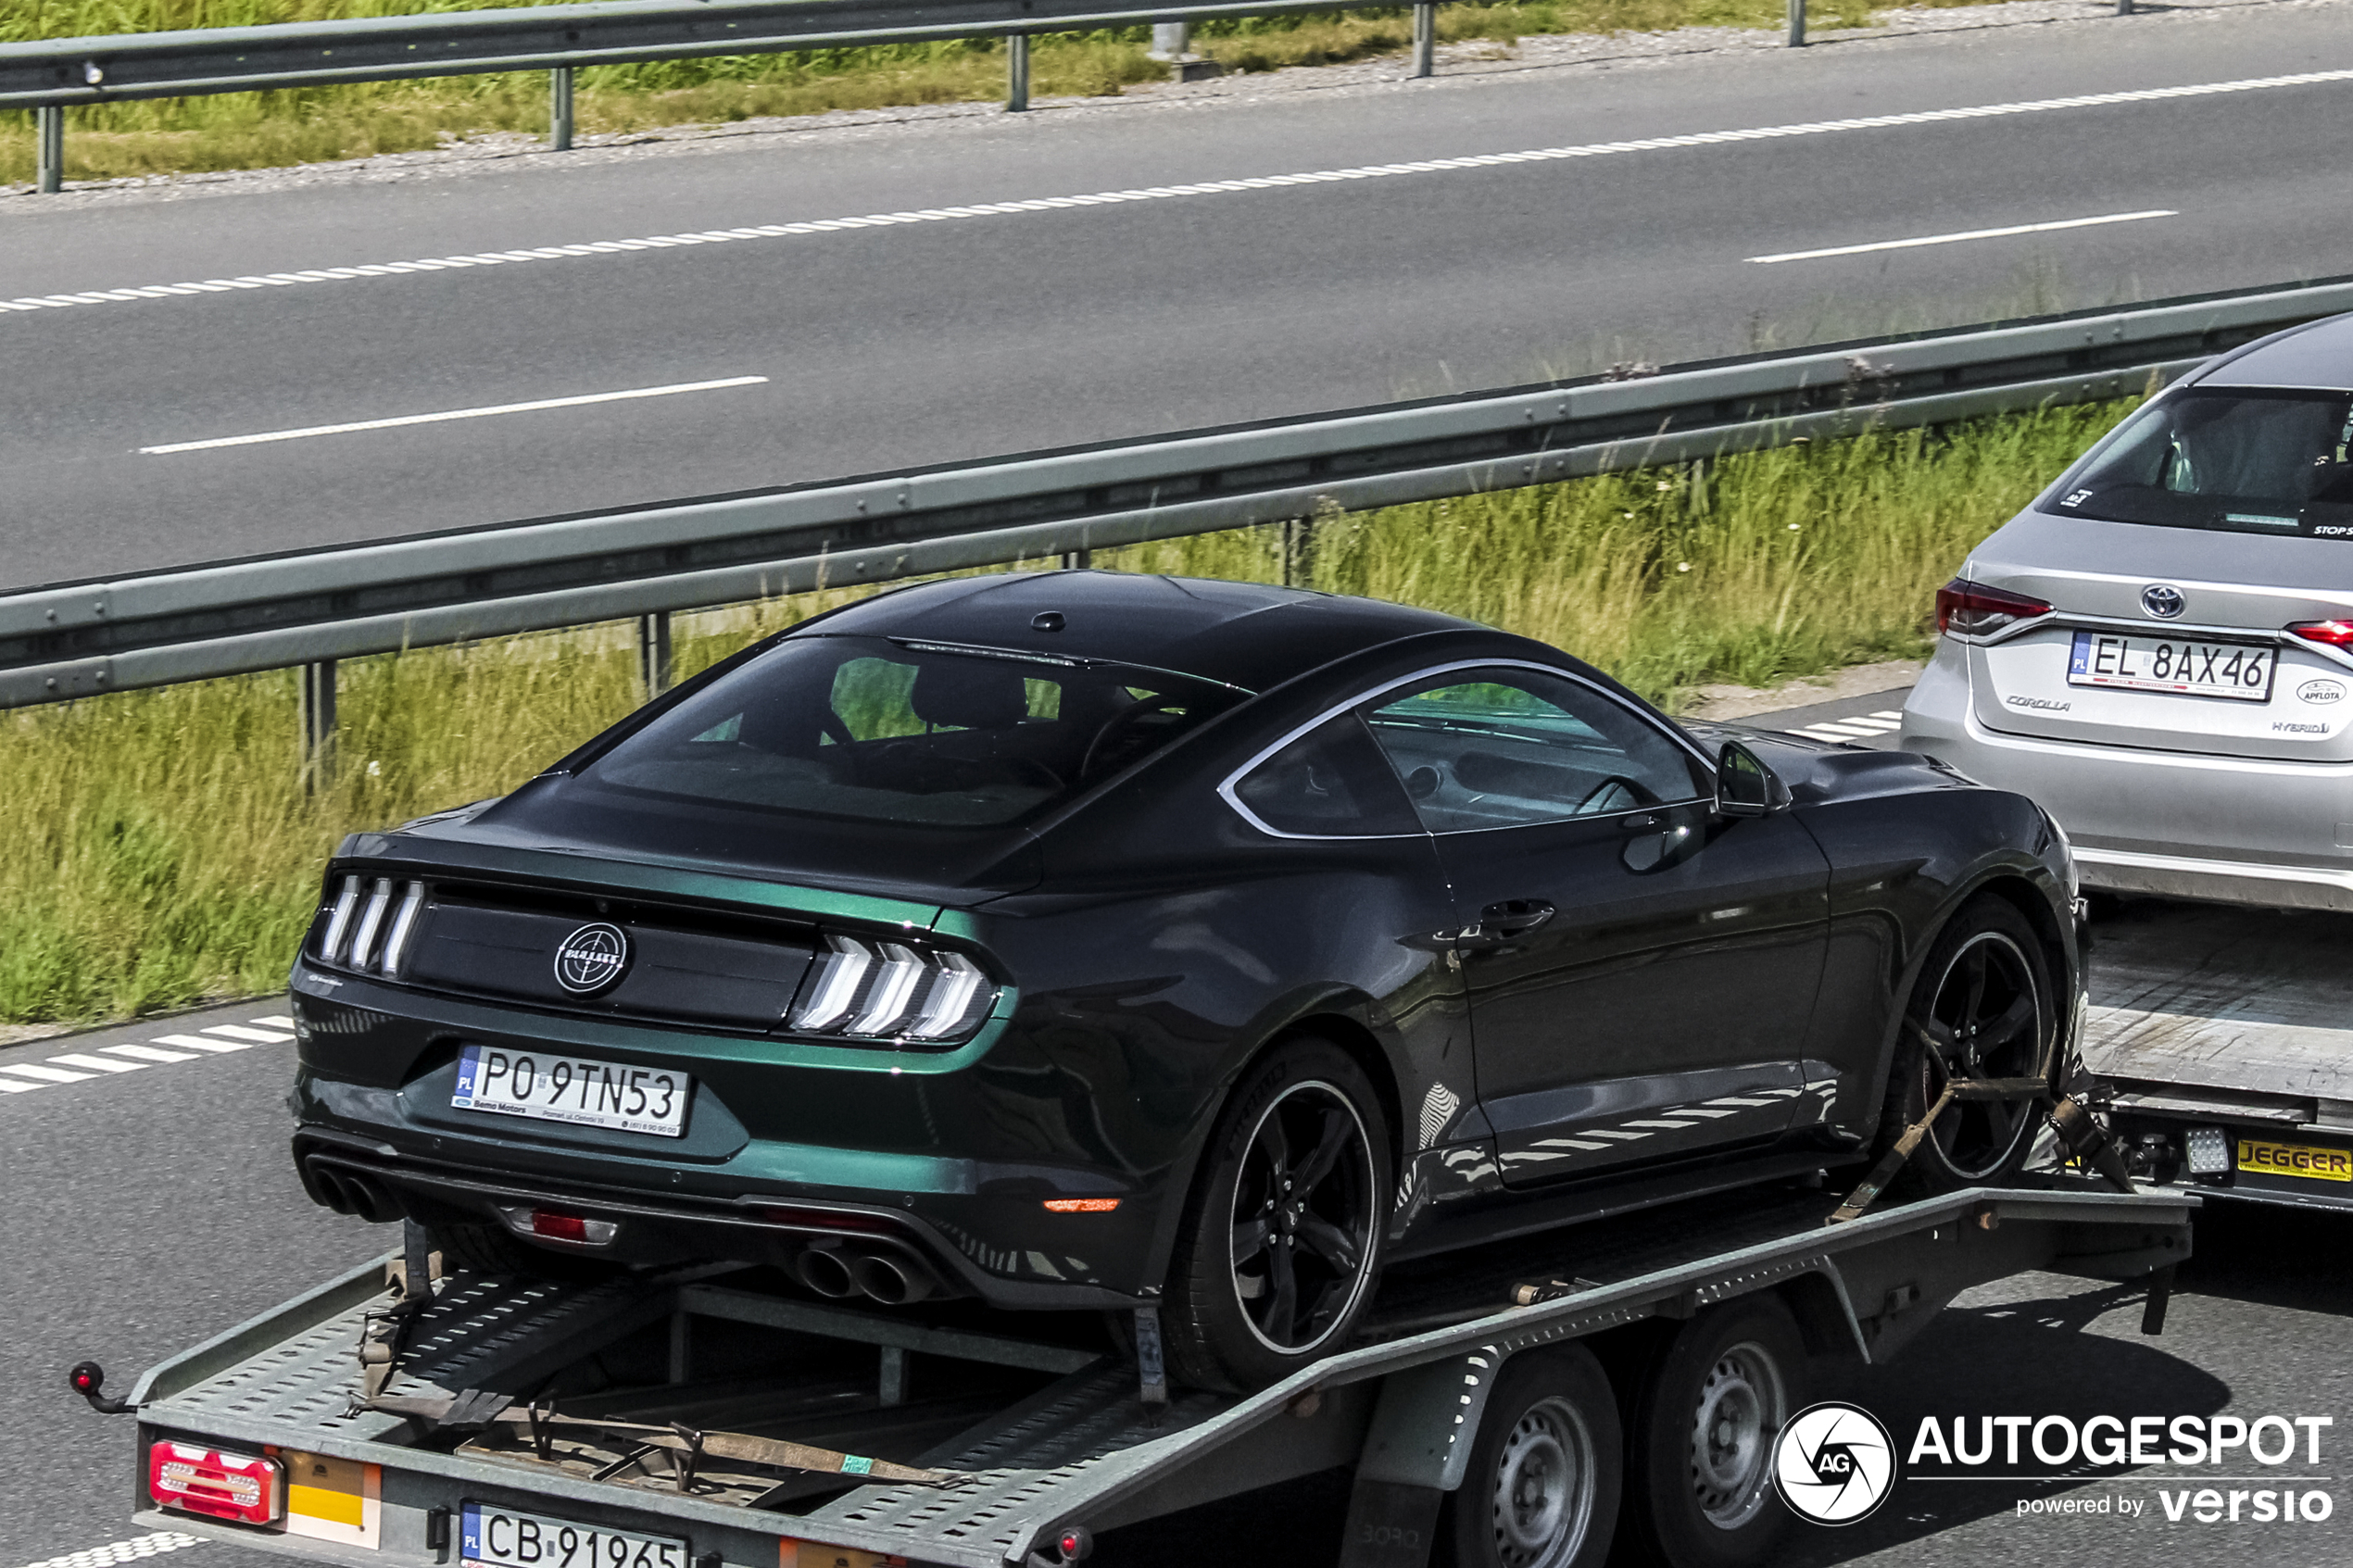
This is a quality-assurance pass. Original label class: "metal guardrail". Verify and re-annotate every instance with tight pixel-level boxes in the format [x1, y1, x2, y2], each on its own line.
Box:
[4, 0, 2145, 191]
[7, 274, 2351, 724]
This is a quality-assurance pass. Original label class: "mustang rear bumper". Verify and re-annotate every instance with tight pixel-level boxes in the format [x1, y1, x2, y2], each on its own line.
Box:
[292, 1128, 1151, 1311]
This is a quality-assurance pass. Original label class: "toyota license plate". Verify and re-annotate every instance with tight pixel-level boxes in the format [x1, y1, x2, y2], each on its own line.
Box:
[460, 1504, 684, 1568]
[2067, 631, 2275, 702]
[452, 1046, 689, 1137]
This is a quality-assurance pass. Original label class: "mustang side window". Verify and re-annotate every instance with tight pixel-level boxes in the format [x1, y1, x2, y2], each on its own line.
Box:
[1230, 714, 1423, 837]
[1364, 669, 1705, 833]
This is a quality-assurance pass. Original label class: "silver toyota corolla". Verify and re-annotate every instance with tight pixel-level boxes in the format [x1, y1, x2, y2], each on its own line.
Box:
[1902, 312, 2353, 911]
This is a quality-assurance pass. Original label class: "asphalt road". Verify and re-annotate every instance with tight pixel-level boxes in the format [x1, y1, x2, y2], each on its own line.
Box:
[8, 0, 2353, 589]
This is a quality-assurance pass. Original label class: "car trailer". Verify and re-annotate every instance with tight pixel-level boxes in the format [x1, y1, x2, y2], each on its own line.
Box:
[81, 1177, 2192, 1568]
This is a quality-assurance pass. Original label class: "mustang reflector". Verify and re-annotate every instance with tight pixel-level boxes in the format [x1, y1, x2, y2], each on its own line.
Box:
[150, 1441, 284, 1524]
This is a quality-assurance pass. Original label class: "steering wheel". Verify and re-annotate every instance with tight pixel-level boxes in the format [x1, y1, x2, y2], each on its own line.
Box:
[1082, 697, 1191, 778]
[1576, 774, 1661, 815]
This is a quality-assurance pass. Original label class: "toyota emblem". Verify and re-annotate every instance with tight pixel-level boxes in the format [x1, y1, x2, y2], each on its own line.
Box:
[2141, 584, 2186, 620]
[554, 922, 631, 995]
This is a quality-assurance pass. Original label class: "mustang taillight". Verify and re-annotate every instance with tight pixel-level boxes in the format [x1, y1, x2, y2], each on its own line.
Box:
[790, 935, 994, 1043]
[149, 1441, 284, 1524]
[1935, 578, 2054, 639]
[314, 874, 427, 976]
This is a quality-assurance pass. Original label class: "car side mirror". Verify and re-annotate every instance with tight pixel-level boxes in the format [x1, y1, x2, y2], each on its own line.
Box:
[1714, 741, 1792, 818]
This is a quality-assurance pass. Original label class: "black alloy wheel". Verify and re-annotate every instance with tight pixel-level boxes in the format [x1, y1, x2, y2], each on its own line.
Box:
[1882, 894, 2057, 1193]
[1439, 1345, 1622, 1568]
[1164, 1038, 1390, 1391]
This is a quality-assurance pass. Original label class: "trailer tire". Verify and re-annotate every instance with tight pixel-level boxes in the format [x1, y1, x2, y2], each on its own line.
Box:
[1162, 1037, 1390, 1393]
[1438, 1344, 1621, 1568]
[1624, 1294, 1806, 1568]
[1879, 893, 2057, 1197]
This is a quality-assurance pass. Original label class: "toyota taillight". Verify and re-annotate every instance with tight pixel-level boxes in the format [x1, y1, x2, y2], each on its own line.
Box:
[789, 935, 995, 1043]
[150, 1441, 284, 1524]
[1935, 578, 2054, 638]
[2288, 620, 2353, 646]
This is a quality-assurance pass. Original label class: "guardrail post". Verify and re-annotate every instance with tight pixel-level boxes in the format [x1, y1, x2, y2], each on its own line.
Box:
[1060, 547, 1091, 569]
[1151, 20, 1189, 57]
[1411, 4, 1436, 78]
[1786, 0, 1806, 44]
[1005, 33, 1030, 112]
[298, 660, 338, 794]
[638, 611, 673, 700]
[549, 66, 575, 152]
[1280, 517, 1314, 588]
[36, 104, 64, 194]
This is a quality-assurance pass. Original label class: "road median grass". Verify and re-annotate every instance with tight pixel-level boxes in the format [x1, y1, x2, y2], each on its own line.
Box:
[6, 0, 1986, 187]
[0, 396, 2120, 1026]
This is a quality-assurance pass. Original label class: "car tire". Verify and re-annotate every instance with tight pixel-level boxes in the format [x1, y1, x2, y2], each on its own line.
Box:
[1162, 1037, 1390, 1393]
[1879, 893, 2058, 1197]
[1623, 1294, 1806, 1568]
[1437, 1345, 1622, 1568]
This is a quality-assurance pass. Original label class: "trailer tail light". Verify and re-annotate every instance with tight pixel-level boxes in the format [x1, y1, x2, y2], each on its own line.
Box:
[1935, 578, 2054, 639]
[150, 1441, 284, 1524]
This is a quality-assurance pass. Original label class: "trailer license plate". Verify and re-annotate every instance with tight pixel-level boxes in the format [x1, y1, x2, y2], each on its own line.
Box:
[452, 1046, 689, 1138]
[460, 1503, 685, 1568]
[2236, 1137, 2353, 1182]
[2068, 631, 2275, 701]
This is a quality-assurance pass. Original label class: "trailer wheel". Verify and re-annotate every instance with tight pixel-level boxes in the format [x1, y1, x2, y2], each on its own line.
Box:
[1162, 1037, 1390, 1392]
[1625, 1294, 1806, 1568]
[1880, 893, 2057, 1195]
[1438, 1345, 1621, 1568]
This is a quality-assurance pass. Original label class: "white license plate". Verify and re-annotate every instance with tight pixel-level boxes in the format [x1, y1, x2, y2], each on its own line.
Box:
[2067, 631, 2276, 702]
[452, 1046, 689, 1137]
[460, 1503, 684, 1568]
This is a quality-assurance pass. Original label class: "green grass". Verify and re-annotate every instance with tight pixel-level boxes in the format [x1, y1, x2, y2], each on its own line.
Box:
[6, 0, 1988, 186]
[0, 397, 2125, 1028]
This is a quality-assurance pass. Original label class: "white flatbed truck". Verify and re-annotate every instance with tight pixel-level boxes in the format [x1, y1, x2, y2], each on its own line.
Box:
[80, 1175, 2193, 1568]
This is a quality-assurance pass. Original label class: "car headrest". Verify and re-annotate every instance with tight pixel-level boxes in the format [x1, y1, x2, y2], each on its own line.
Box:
[911, 660, 1029, 730]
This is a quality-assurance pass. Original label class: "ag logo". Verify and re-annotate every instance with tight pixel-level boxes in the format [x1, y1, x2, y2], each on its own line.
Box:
[1772, 1401, 1895, 1524]
[553, 922, 631, 995]
[2141, 584, 2186, 620]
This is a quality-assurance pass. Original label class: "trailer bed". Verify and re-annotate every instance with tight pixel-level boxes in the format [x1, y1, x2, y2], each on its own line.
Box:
[119, 1177, 2192, 1568]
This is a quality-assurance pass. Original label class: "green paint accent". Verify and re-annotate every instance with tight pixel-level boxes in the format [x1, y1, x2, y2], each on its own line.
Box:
[351, 835, 942, 929]
[840, 1455, 875, 1475]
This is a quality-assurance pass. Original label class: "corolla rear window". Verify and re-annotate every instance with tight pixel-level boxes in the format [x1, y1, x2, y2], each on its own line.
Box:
[583, 635, 1247, 827]
[2052, 389, 2353, 539]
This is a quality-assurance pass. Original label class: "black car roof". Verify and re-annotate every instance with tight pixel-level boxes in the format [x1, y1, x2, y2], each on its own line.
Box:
[793, 571, 1484, 691]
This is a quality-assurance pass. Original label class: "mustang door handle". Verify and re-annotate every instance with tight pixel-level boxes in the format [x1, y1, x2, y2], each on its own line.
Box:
[1471, 899, 1556, 942]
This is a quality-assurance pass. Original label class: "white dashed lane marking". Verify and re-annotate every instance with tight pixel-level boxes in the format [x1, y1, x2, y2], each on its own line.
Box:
[0, 1012, 295, 1102]
[16, 1532, 203, 1568]
[1795, 710, 1906, 744]
[6, 67, 2350, 318]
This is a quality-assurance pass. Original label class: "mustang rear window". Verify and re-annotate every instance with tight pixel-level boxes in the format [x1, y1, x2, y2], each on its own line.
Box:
[2052, 389, 2353, 539]
[583, 635, 1246, 828]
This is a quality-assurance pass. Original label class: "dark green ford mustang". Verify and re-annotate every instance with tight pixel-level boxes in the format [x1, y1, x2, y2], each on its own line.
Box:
[288, 571, 2079, 1390]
